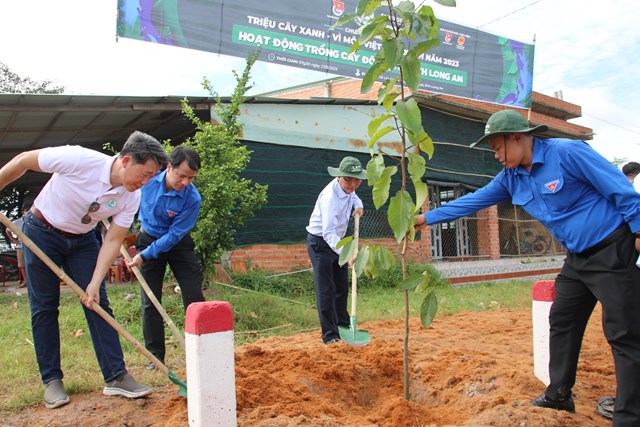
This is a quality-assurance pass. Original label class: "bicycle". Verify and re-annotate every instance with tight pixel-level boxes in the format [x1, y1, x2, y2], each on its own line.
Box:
[503, 226, 550, 255]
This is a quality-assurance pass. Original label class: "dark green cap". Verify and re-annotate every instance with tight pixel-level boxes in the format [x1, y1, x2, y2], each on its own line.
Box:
[327, 156, 367, 179]
[470, 109, 548, 147]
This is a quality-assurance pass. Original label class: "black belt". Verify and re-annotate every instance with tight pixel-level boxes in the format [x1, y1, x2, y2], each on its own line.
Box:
[31, 207, 84, 238]
[579, 223, 629, 256]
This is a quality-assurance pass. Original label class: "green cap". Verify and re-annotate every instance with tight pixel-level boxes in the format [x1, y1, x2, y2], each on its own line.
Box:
[327, 156, 368, 179]
[470, 109, 548, 147]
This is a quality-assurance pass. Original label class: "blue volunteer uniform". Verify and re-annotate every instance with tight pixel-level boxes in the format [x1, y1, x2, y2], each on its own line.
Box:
[136, 169, 203, 364]
[427, 137, 640, 426]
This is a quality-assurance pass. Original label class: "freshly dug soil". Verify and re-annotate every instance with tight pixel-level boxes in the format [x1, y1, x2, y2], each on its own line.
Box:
[2, 306, 614, 426]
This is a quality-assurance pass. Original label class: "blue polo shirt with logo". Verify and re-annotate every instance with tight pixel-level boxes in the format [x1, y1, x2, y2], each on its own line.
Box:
[138, 169, 202, 260]
[426, 137, 640, 253]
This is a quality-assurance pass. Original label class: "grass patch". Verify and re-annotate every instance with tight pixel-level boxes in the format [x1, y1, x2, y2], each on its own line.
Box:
[0, 267, 536, 411]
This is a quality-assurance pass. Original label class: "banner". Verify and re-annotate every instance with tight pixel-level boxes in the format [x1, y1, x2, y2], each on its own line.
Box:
[117, 0, 534, 108]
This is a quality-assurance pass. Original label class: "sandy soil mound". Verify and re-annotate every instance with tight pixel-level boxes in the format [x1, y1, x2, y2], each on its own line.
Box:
[1, 306, 614, 426]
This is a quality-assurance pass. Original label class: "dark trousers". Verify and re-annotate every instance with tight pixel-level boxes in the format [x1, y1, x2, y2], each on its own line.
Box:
[136, 231, 204, 363]
[307, 233, 350, 343]
[546, 227, 640, 426]
[23, 212, 126, 384]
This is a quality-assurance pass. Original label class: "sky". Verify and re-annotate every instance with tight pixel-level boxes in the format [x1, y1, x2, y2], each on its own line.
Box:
[1, 0, 639, 172]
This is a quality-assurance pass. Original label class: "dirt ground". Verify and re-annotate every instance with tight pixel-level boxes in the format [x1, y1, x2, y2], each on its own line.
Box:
[1, 305, 615, 427]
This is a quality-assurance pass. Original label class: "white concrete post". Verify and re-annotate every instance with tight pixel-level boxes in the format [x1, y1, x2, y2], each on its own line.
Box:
[532, 280, 555, 386]
[185, 301, 237, 427]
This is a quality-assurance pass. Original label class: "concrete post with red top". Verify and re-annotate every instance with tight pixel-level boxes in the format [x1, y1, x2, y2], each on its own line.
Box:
[185, 301, 237, 427]
[532, 280, 555, 386]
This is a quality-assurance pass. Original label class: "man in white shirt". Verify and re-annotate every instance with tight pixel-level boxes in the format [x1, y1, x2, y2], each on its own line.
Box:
[0, 131, 168, 409]
[306, 156, 366, 344]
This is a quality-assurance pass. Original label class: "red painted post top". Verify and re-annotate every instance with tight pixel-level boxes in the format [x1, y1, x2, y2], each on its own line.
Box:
[185, 301, 234, 335]
[532, 280, 556, 302]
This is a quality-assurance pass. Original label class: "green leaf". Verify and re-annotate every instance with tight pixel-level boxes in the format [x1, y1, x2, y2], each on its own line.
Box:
[396, 98, 422, 134]
[357, 17, 387, 47]
[336, 235, 353, 249]
[368, 113, 393, 137]
[388, 190, 415, 242]
[369, 125, 395, 148]
[400, 274, 424, 290]
[413, 179, 428, 214]
[432, 0, 456, 7]
[407, 39, 441, 59]
[383, 38, 404, 70]
[415, 6, 439, 40]
[420, 291, 438, 328]
[372, 245, 396, 275]
[396, 1, 416, 13]
[382, 90, 400, 111]
[361, 60, 387, 94]
[338, 239, 355, 266]
[372, 166, 397, 209]
[401, 55, 421, 91]
[415, 270, 431, 292]
[366, 155, 385, 186]
[354, 245, 370, 277]
[377, 78, 399, 105]
[357, 0, 383, 16]
[407, 152, 426, 178]
[417, 130, 434, 159]
[329, 12, 359, 31]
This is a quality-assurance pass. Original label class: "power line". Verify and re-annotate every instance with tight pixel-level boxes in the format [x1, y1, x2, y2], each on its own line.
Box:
[479, 0, 543, 27]
[582, 112, 640, 137]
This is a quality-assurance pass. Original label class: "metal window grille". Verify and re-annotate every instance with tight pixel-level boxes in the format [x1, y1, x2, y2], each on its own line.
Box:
[345, 184, 566, 260]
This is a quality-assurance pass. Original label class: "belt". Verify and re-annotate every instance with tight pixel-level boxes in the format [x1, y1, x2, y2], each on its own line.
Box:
[579, 223, 629, 256]
[31, 207, 84, 238]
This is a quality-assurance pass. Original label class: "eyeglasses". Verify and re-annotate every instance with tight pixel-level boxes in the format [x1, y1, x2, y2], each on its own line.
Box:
[341, 177, 362, 185]
[81, 201, 100, 224]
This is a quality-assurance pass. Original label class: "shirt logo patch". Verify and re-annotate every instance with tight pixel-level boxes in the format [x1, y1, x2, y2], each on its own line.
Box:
[167, 210, 177, 217]
[544, 179, 560, 193]
[106, 199, 117, 209]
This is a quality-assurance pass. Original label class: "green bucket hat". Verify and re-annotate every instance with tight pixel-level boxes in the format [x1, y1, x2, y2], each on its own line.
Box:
[470, 109, 548, 147]
[327, 156, 368, 179]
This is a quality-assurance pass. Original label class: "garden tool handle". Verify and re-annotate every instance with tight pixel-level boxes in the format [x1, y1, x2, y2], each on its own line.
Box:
[0, 212, 171, 377]
[350, 213, 360, 317]
[101, 220, 186, 349]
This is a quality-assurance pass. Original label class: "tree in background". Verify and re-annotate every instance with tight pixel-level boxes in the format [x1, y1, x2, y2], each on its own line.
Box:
[179, 51, 268, 280]
[0, 61, 65, 94]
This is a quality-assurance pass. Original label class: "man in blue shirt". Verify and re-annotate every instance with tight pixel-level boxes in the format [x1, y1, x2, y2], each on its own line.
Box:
[127, 145, 204, 368]
[306, 156, 365, 344]
[416, 109, 640, 426]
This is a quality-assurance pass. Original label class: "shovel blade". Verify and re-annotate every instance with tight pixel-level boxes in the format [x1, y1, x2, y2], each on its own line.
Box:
[339, 321, 371, 347]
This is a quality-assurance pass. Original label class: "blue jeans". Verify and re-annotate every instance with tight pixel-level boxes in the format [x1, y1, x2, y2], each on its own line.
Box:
[22, 212, 126, 384]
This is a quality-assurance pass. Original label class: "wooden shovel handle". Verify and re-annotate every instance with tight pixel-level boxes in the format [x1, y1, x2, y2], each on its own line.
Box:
[0, 212, 171, 376]
[102, 220, 185, 349]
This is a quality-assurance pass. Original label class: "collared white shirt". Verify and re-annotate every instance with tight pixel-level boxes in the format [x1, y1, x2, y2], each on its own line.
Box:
[306, 178, 363, 254]
[33, 145, 141, 234]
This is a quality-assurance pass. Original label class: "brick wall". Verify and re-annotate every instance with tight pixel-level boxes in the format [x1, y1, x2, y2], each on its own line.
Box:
[227, 236, 430, 273]
[475, 206, 500, 259]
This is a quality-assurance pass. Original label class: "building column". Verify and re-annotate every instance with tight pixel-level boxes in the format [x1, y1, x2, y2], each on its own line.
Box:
[476, 205, 500, 259]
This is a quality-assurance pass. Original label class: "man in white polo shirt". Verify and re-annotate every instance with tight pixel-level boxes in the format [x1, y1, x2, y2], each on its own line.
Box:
[0, 131, 168, 409]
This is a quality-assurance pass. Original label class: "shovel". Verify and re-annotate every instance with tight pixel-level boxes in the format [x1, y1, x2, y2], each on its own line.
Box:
[101, 219, 186, 349]
[338, 213, 371, 346]
[0, 212, 188, 398]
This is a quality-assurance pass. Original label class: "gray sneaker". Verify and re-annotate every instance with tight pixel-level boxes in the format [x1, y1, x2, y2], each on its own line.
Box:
[44, 379, 70, 409]
[103, 372, 152, 398]
[596, 396, 614, 419]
